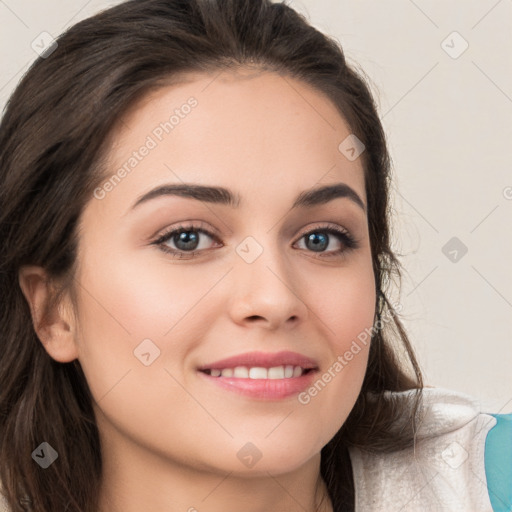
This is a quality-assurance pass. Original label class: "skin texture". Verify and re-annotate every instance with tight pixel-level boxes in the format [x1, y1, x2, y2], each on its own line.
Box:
[19, 68, 376, 512]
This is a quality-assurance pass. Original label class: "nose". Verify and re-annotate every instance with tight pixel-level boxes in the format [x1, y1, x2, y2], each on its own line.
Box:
[226, 240, 309, 331]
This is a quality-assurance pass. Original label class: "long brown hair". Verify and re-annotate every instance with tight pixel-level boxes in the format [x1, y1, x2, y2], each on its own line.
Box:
[0, 1, 423, 510]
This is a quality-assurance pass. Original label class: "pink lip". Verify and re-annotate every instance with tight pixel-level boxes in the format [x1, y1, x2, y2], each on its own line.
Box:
[196, 350, 319, 371]
[197, 369, 318, 400]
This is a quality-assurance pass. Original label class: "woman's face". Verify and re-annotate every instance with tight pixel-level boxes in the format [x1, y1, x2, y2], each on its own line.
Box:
[70, 68, 375, 476]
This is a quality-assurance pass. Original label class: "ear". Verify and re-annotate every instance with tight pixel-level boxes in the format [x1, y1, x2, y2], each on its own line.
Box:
[18, 265, 79, 363]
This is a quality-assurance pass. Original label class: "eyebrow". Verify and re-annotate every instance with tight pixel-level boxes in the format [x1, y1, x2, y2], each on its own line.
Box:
[130, 182, 366, 213]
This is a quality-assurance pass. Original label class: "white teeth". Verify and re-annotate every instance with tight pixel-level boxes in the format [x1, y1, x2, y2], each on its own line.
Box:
[268, 366, 284, 379]
[249, 367, 268, 379]
[207, 365, 308, 379]
[233, 366, 249, 378]
[292, 366, 303, 378]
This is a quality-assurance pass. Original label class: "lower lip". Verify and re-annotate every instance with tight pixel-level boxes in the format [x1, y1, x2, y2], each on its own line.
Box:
[197, 370, 318, 400]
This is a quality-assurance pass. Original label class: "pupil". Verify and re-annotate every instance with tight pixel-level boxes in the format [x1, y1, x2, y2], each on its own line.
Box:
[175, 231, 199, 251]
[307, 233, 327, 252]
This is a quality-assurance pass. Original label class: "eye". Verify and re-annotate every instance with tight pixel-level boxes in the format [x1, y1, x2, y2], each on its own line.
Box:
[151, 222, 359, 259]
[294, 225, 359, 257]
[152, 222, 220, 258]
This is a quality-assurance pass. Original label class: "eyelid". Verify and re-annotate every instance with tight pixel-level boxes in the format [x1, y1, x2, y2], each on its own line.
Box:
[294, 222, 350, 241]
[152, 220, 221, 244]
[153, 221, 352, 241]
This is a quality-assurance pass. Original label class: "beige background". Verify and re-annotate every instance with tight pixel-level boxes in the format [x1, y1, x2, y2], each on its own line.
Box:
[1, 0, 510, 412]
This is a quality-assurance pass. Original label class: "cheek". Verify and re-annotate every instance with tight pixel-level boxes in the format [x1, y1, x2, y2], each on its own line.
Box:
[310, 257, 376, 352]
[72, 245, 205, 400]
[296, 258, 375, 424]
[72, 250, 207, 457]
[75, 239, 219, 344]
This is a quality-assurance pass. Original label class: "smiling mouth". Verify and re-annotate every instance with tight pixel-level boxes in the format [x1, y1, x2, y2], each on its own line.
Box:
[199, 365, 314, 379]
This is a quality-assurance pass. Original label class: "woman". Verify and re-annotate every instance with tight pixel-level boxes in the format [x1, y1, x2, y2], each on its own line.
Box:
[0, 1, 509, 511]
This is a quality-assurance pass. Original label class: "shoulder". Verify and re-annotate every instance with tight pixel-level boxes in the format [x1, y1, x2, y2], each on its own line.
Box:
[349, 387, 512, 512]
[484, 411, 512, 512]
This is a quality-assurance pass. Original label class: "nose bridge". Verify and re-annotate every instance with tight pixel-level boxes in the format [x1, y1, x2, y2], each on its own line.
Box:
[232, 199, 305, 283]
[227, 228, 307, 326]
[234, 227, 289, 285]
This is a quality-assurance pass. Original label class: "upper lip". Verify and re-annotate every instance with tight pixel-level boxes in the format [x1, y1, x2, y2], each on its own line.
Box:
[197, 350, 319, 371]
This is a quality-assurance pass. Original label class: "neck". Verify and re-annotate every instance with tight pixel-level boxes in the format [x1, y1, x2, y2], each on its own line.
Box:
[97, 433, 333, 512]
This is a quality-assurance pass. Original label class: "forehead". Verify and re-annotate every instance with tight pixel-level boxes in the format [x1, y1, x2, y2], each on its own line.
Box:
[96, 68, 366, 215]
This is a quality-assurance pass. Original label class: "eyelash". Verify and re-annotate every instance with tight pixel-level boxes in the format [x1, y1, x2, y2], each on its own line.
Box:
[152, 221, 359, 259]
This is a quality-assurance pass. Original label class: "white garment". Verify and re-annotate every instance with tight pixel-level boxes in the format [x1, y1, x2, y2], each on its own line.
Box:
[0, 387, 498, 511]
[349, 387, 497, 511]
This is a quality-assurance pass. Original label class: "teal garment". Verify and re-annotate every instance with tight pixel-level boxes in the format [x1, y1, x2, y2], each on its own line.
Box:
[485, 413, 512, 512]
